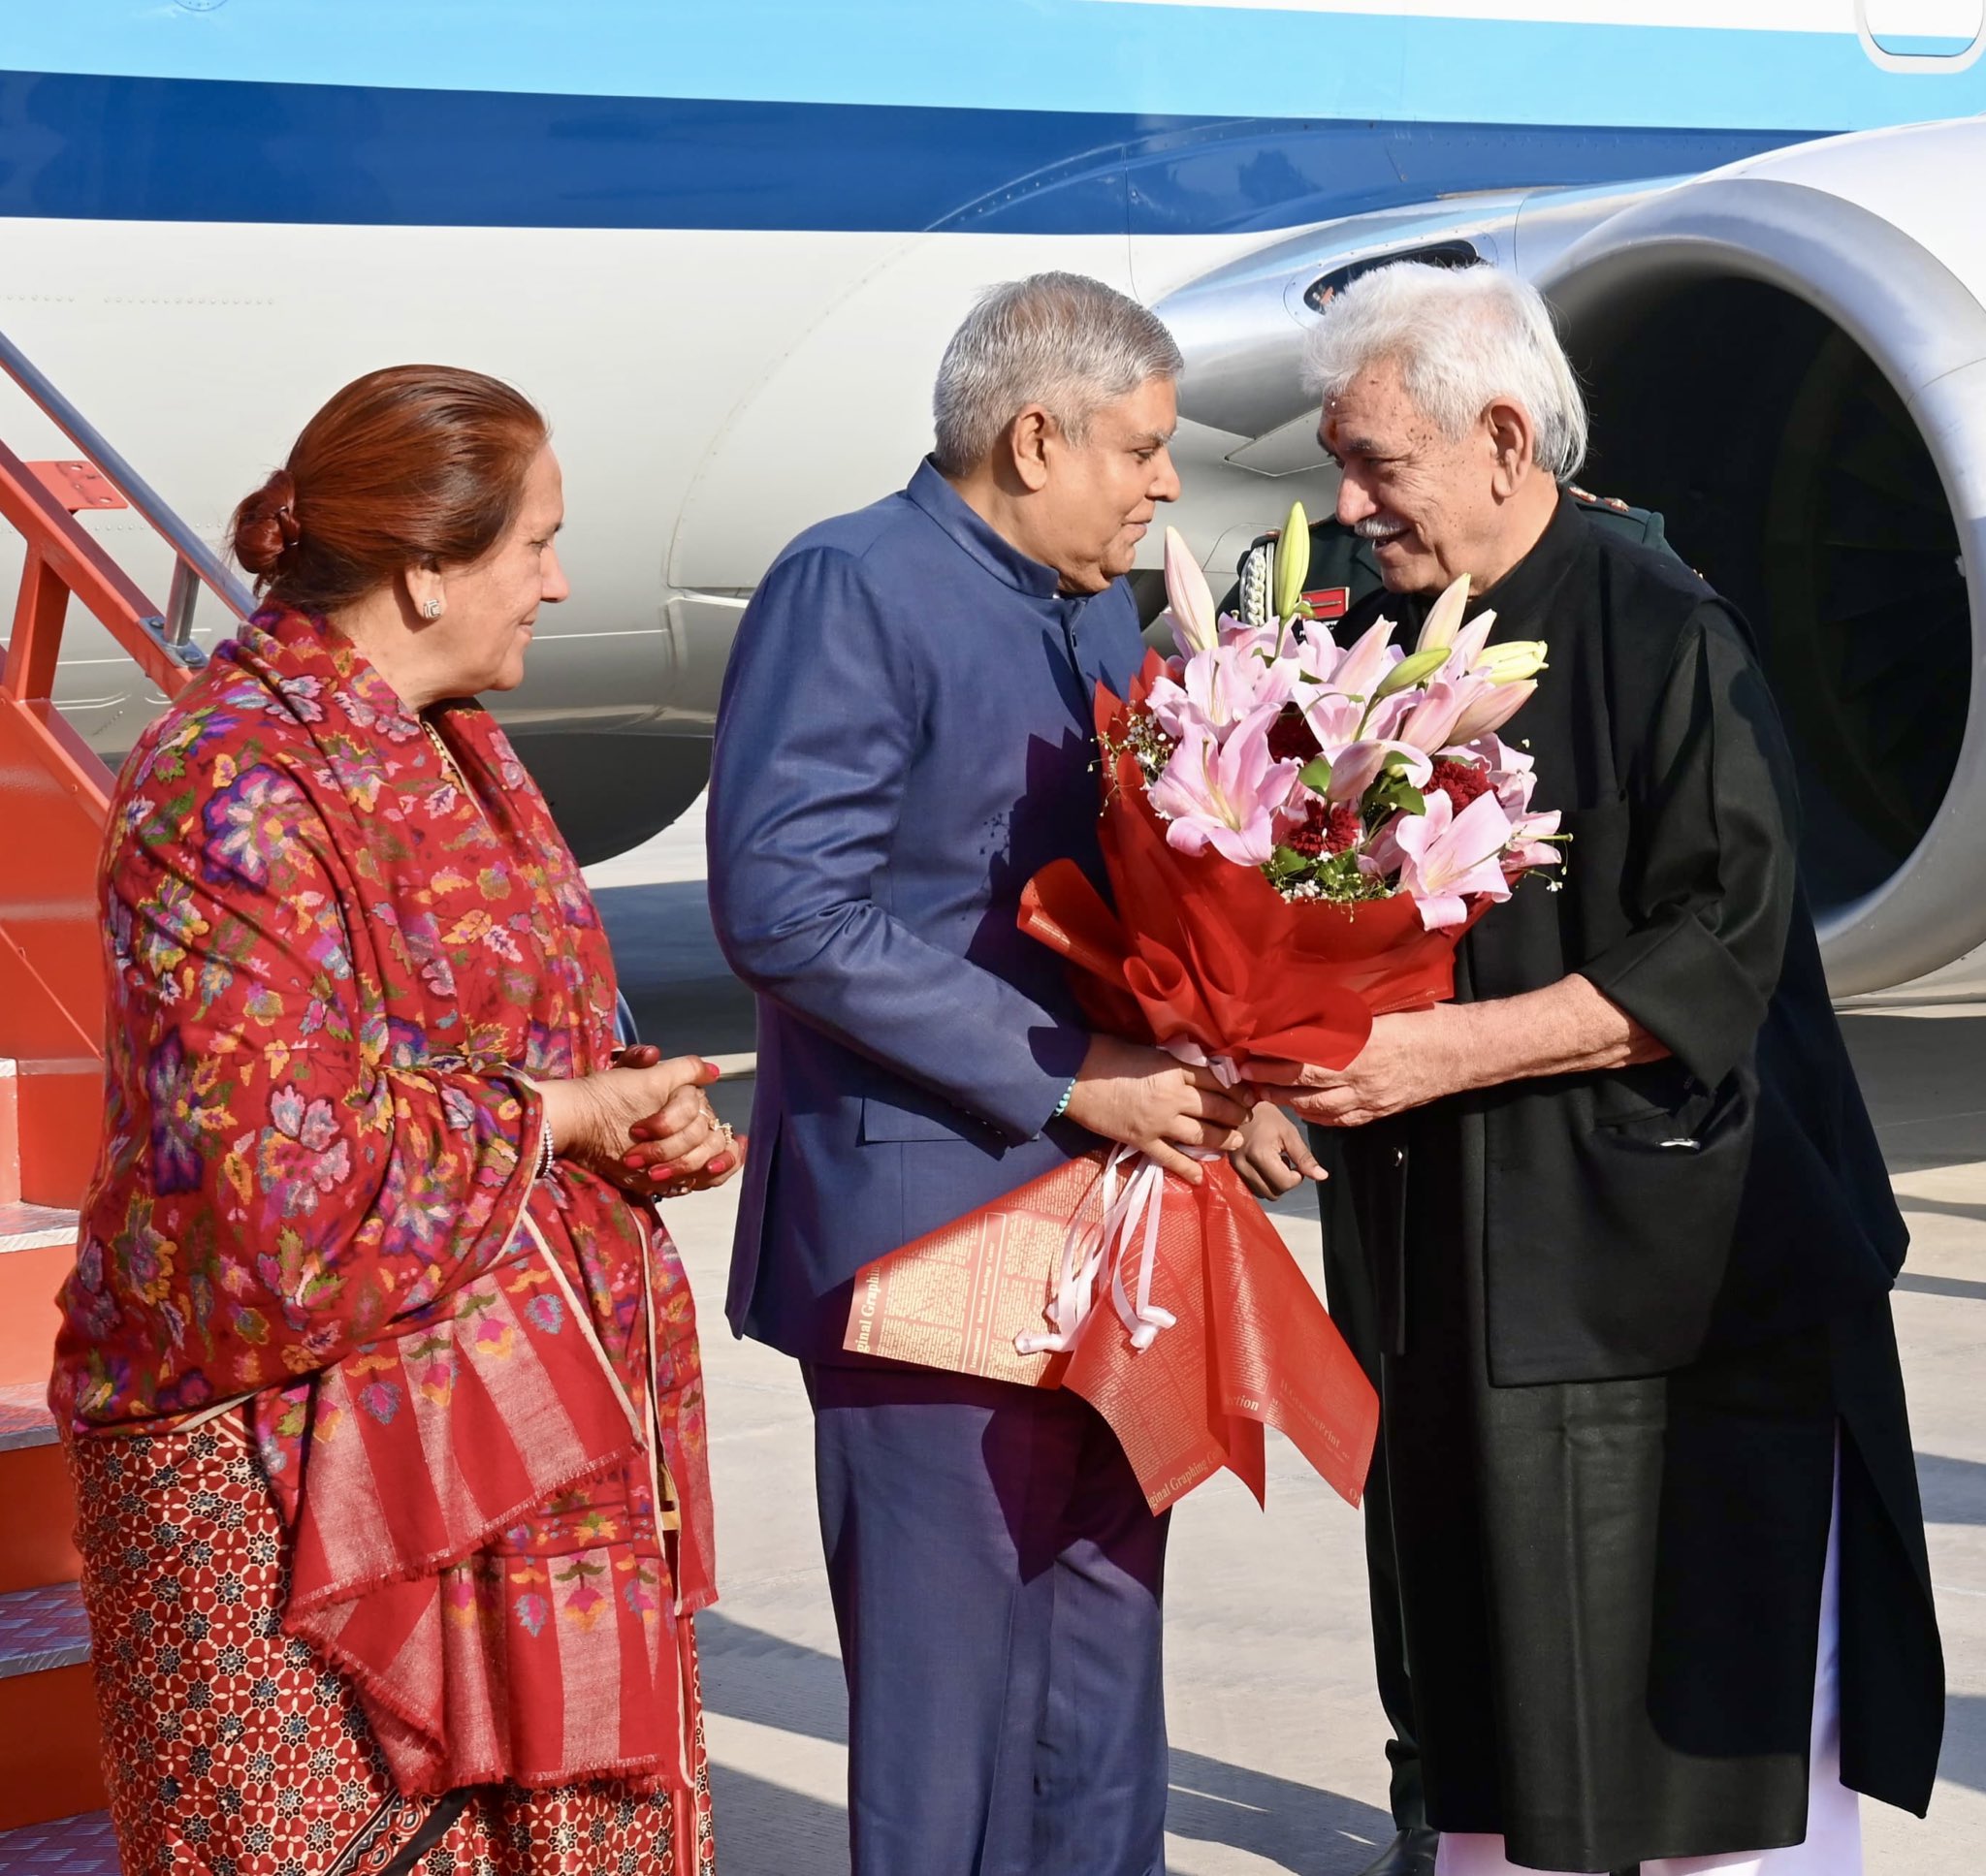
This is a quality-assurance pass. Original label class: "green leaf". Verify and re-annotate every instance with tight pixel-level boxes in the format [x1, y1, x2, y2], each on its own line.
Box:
[1267, 844, 1308, 879]
[1368, 770, 1427, 817]
[1297, 756, 1333, 794]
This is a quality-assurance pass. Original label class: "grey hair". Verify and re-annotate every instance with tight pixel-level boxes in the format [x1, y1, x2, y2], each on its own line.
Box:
[931, 272, 1183, 475]
[1302, 263, 1588, 480]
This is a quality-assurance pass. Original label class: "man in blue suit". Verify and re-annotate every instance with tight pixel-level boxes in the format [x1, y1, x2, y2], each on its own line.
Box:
[708, 272, 1249, 1875]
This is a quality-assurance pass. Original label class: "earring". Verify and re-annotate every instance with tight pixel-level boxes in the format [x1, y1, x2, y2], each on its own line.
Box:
[422, 599, 443, 620]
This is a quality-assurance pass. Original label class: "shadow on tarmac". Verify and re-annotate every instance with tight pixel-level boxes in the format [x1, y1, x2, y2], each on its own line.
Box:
[1841, 1011, 1986, 1174]
[1943, 1695, 1986, 1796]
[594, 879, 756, 1057]
[1913, 1453, 1986, 1528]
[696, 1610, 1396, 1872]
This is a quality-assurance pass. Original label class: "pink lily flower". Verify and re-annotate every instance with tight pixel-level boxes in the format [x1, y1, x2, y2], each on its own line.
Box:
[1149, 705, 1302, 865]
[1503, 808, 1564, 877]
[1147, 643, 1295, 742]
[1328, 737, 1433, 806]
[1298, 685, 1365, 754]
[1444, 675, 1534, 748]
[1329, 614, 1402, 701]
[1453, 734, 1540, 814]
[1162, 526, 1219, 656]
[1487, 742, 1541, 817]
[1450, 611, 1499, 673]
[1396, 679, 1470, 754]
[1393, 788, 1518, 930]
[1290, 624, 1345, 685]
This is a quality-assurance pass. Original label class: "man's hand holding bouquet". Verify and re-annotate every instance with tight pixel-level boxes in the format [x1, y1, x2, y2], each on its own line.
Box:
[845, 508, 1560, 1513]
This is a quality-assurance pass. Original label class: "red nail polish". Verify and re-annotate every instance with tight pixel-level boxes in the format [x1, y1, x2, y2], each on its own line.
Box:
[707, 1155, 732, 1176]
[703, 1060, 722, 1079]
[646, 1163, 677, 1181]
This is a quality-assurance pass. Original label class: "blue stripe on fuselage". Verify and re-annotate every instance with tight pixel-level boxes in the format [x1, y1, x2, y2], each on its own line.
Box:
[0, 72, 1808, 234]
[7, 3, 1982, 128]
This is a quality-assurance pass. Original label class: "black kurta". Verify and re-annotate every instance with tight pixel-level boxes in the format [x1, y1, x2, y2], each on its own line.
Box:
[1334, 493, 1944, 1870]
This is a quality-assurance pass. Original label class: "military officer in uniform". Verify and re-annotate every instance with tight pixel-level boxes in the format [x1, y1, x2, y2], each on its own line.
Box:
[1221, 488, 1678, 1876]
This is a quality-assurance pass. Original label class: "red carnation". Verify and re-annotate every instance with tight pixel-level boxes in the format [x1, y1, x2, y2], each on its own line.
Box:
[1429, 758, 1491, 813]
[1286, 800, 1363, 859]
[1266, 707, 1322, 765]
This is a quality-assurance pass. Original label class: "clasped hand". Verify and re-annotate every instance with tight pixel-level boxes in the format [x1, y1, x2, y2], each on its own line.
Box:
[1063, 1034, 1255, 1184]
[538, 1046, 745, 1197]
[1246, 1006, 1472, 1129]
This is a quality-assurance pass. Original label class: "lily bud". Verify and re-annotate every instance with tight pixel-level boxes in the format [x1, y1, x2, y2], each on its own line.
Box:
[1163, 526, 1219, 655]
[1370, 646, 1453, 704]
[1446, 677, 1535, 747]
[1450, 610, 1497, 671]
[1273, 500, 1311, 624]
[1473, 640, 1549, 684]
[1413, 574, 1471, 654]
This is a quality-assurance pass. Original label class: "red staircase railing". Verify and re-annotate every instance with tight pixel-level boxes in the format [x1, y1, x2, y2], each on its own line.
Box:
[0, 324, 253, 1206]
[0, 324, 256, 1845]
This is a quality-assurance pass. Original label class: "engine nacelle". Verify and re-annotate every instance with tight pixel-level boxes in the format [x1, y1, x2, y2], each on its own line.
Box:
[1544, 121, 1986, 996]
[1159, 119, 1986, 996]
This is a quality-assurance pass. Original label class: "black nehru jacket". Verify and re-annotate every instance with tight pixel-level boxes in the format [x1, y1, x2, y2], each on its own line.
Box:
[1338, 490, 1906, 1385]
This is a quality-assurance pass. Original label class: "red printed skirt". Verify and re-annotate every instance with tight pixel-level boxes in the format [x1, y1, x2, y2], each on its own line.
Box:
[69, 1412, 716, 1876]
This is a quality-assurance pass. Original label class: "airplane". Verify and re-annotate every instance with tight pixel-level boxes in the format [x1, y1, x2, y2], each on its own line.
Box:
[3, 0, 1986, 998]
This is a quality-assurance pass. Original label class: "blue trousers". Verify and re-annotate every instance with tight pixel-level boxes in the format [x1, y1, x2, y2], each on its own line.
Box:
[804, 1362, 1171, 1876]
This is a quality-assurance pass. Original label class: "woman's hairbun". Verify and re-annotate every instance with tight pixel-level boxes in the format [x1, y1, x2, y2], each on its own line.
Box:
[230, 468, 303, 581]
[223, 366, 547, 614]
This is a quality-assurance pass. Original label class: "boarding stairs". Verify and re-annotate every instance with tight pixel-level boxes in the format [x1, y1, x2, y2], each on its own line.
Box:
[0, 325, 250, 1867]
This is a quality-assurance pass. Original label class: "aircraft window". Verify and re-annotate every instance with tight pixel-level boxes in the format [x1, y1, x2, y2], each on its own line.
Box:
[1301, 240, 1479, 313]
[1859, 0, 1983, 62]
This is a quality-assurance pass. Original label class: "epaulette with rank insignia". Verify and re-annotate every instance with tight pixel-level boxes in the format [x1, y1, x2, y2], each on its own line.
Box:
[1563, 483, 1676, 560]
[1568, 483, 1632, 514]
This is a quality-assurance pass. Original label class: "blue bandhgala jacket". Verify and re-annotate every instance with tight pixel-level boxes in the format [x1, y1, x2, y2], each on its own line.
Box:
[707, 460, 1148, 1359]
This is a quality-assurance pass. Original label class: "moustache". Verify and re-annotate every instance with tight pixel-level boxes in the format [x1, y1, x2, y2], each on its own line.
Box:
[1354, 516, 1410, 541]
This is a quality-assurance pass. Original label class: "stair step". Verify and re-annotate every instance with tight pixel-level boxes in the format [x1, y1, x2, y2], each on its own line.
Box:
[0, 1202, 78, 1254]
[0, 1809, 119, 1874]
[4, 1061, 100, 1211]
[0, 1583, 89, 1679]
[0, 1205, 79, 1392]
[0, 1385, 79, 1596]
[0, 1584, 105, 1830]
[0, 1382, 54, 1452]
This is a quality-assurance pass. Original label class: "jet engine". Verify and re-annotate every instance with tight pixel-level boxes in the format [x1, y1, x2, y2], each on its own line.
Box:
[1157, 119, 1986, 996]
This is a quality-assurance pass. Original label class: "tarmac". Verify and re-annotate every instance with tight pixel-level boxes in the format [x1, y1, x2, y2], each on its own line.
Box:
[585, 803, 1986, 1875]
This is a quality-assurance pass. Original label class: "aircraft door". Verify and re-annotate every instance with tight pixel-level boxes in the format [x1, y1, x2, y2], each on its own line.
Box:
[1858, 0, 1986, 69]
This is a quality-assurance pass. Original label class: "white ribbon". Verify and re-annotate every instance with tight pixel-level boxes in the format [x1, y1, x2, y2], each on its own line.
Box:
[1014, 1041, 1239, 1358]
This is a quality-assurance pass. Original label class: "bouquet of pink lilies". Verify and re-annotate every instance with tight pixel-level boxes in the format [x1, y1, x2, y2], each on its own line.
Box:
[836, 511, 1569, 1520]
[1134, 507, 1562, 929]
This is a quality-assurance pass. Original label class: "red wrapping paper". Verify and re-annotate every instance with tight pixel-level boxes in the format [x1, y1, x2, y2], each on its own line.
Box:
[846, 656, 1485, 1512]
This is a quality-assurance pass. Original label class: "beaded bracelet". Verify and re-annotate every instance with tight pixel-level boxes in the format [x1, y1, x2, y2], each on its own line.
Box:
[1050, 1079, 1076, 1122]
[536, 1118, 557, 1180]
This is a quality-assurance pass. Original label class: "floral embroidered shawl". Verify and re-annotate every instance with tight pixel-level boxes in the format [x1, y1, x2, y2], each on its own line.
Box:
[53, 607, 716, 1798]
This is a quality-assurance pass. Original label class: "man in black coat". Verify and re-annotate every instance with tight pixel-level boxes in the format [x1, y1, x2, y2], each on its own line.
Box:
[1242, 261, 1943, 1875]
[1225, 487, 1682, 1876]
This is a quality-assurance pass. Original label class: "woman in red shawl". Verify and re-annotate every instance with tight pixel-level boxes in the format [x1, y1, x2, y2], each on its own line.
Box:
[50, 366, 735, 1874]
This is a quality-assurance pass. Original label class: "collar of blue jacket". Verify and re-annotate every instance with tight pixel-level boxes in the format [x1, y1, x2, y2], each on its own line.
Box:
[905, 456, 1066, 599]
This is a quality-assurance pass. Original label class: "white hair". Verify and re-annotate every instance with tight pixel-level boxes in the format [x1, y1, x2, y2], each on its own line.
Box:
[932, 272, 1183, 475]
[1302, 263, 1589, 481]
